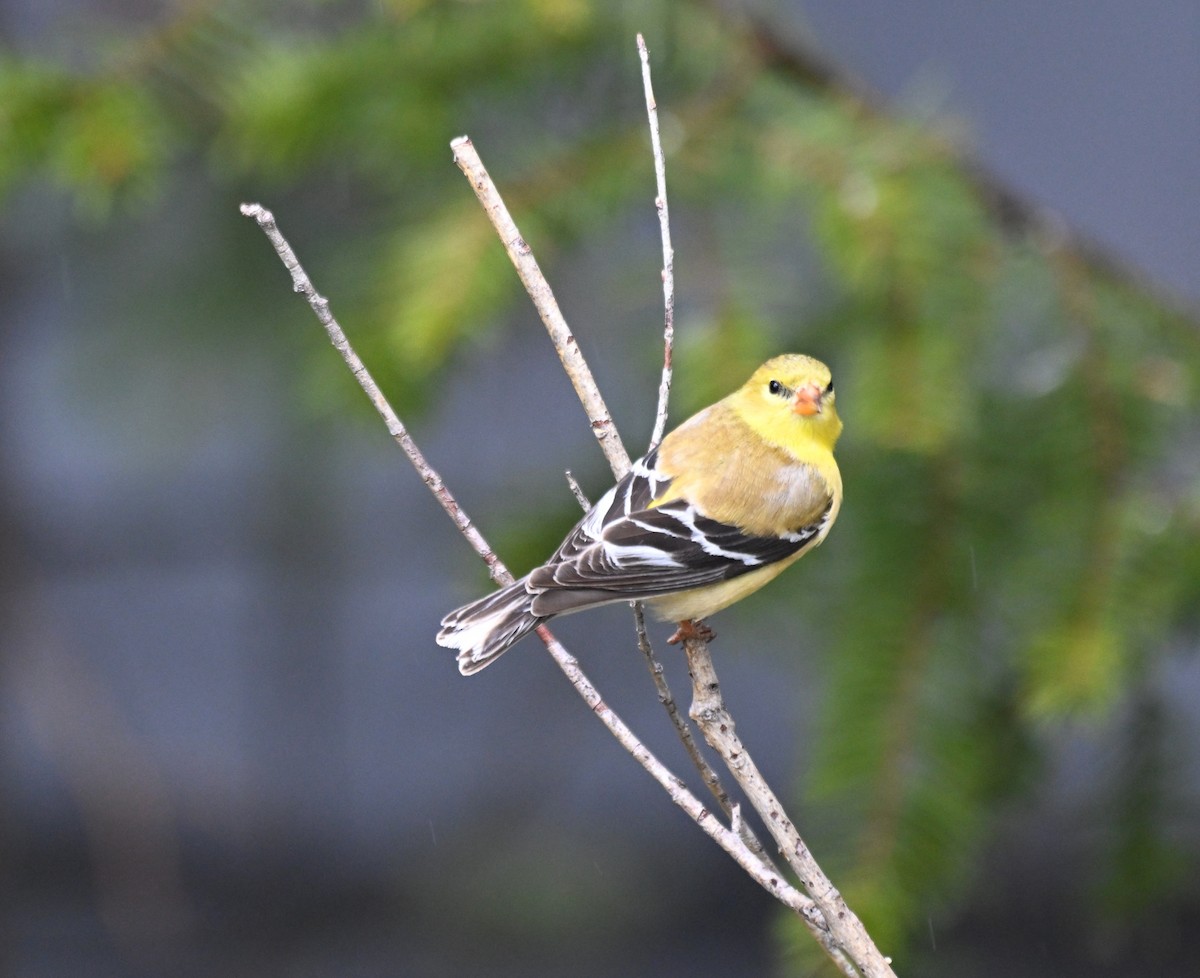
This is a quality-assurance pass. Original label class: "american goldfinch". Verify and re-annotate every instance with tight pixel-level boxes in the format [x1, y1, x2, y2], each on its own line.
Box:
[437, 353, 843, 675]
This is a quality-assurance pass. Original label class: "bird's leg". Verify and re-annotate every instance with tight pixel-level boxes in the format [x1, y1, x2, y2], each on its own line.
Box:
[668, 619, 715, 645]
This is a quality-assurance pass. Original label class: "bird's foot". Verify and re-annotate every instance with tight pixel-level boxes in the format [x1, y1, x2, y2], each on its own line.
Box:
[667, 619, 715, 645]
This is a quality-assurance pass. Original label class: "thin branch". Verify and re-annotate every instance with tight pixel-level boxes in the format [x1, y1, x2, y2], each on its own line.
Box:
[634, 35, 782, 880]
[531, 629, 839, 953]
[633, 31, 736, 834]
[453, 120, 722, 838]
[238, 200, 849, 971]
[630, 605, 757, 843]
[572, 451, 773, 869]
[623, 62, 897, 961]
[450, 136, 633, 478]
[237, 203, 509, 588]
[563, 469, 592, 511]
[636, 41, 894, 977]
[683, 636, 895, 978]
[248, 47, 894, 967]
[637, 33, 676, 449]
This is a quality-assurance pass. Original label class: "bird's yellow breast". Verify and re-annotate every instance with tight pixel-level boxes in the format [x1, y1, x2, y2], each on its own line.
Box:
[654, 401, 840, 537]
[644, 549, 811, 622]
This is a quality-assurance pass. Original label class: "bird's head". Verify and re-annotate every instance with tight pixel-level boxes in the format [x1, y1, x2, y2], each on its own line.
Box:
[735, 354, 843, 451]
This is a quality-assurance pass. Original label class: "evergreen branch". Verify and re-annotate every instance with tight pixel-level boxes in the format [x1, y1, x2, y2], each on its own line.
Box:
[735, 8, 1196, 317]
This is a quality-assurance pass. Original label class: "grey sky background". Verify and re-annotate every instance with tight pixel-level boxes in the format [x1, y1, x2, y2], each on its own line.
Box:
[797, 0, 1199, 302]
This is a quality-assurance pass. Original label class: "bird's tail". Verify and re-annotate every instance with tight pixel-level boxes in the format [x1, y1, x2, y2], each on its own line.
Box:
[436, 577, 544, 675]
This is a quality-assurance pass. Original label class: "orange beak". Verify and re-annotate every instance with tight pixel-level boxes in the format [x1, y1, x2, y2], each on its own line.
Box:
[793, 383, 824, 417]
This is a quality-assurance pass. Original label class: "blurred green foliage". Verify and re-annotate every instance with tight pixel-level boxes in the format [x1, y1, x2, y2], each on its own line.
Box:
[3, 0, 1196, 973]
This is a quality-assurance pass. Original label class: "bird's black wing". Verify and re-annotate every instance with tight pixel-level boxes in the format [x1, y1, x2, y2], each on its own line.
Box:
[528, 451, 830, 615]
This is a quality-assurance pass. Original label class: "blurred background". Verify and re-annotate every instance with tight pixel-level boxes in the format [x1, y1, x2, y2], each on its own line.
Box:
[2, 1, 1198, 976]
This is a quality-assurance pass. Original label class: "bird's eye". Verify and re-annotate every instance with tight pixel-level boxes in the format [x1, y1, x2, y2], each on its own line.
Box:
[768, 379, 785, 396]
[825, 380, 835, 394]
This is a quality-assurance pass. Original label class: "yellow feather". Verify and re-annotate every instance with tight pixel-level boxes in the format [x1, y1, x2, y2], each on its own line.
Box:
[645, 551, 809, 622]
[656, 354, 842, 535]
[645, 353, 844, 620]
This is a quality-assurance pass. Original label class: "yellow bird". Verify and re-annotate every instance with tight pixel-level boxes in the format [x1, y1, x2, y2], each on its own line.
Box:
[437, 354, 843, 675]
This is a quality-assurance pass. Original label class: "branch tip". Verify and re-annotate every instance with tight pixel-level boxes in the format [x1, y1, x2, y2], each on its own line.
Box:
[638, 34, 676, 449]
[450, 136, 632, 477]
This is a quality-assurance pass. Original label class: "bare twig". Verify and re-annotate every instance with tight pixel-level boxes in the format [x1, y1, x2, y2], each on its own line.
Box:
[238, 201, 847, 969]
[634, 37, 787, 889]
[564, 469, 592, 510]
[631, 605, 749, 832]
[447, 53, 888, 976]
[571, 453, 772, 868]
[631, 40, 897, 977]
[633, 31, 739, 836]
[450, 136, 632, 478]
[246, 44, 895, 968]
[684, 637, 895, 977]
[637, 33, 676, 449]
[529, 629, 839, 956]
[237, 203, 510, 587]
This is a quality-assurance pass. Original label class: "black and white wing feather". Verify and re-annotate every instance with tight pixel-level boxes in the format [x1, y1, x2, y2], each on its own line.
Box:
[439, 449, 831, 673]
[527, 450, 831, 616]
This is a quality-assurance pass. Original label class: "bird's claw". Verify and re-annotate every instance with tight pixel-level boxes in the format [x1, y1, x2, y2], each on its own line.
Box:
[667, 619, 715, 645]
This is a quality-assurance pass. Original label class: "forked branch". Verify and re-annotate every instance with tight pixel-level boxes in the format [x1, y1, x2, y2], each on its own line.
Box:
[238, 201, 850, 973]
